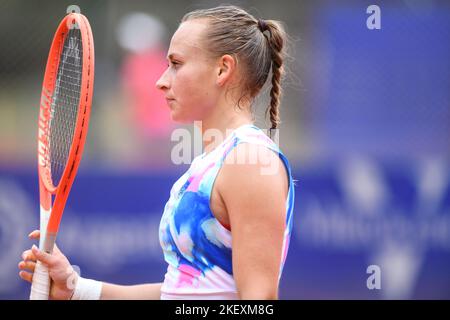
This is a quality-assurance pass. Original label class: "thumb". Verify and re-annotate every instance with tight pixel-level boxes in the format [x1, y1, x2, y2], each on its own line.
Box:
[53, 243, 62, 255]
[52, 243, 65, 259]
[31, 245, 55, 266]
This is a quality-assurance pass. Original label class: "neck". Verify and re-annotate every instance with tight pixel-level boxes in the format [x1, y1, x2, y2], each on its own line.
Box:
[196, 102, 253, 154]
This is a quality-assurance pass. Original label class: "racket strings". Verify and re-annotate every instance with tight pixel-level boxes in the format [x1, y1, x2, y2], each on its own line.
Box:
[48, 27, 83, 187]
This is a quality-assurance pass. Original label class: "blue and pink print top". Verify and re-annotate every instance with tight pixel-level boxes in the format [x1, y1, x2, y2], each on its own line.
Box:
[159, 124, 295, 299]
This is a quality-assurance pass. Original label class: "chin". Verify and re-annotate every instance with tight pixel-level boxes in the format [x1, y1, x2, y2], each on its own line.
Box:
[170, 111, 191, 124]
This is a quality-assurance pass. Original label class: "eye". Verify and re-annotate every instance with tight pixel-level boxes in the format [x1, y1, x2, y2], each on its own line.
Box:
[169, 60, 180, 68]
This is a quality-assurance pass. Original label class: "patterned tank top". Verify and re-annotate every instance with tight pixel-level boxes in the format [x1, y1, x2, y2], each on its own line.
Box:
[159, 124, 295, 299]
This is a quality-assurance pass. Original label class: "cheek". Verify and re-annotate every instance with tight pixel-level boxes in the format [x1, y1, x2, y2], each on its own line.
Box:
[172, 66, 217, 118]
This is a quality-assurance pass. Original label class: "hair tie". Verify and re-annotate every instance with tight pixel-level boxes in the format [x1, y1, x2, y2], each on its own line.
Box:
[257, 19, 268, 32]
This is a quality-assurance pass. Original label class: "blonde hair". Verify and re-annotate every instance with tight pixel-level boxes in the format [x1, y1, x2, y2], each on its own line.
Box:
[182, 5, 287, 136]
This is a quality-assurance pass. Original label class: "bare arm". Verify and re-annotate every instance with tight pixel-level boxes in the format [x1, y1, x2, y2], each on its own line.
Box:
[217, 144, 288, 299]
[100, 282, 162, 300]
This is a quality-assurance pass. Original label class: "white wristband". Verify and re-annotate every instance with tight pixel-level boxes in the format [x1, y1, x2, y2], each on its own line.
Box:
[71, 276, 102, 300]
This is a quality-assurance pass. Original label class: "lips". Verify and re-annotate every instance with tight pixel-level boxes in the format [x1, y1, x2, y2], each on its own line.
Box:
[165, 97, 175, 107]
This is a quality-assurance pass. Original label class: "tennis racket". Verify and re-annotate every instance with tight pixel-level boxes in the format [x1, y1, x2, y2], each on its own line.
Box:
[30, 12, 94, 300]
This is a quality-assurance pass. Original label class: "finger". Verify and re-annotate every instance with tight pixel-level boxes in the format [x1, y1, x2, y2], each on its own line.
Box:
[19, 270, 33, 283]
[32, 245, 56, 266]
[22, 250, 36, 262]
[28, 230, 40, 240]
[18, 260, 36, 272]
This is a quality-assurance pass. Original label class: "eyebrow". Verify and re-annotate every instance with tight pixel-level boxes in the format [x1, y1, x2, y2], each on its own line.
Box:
[166, 53, 183, 60]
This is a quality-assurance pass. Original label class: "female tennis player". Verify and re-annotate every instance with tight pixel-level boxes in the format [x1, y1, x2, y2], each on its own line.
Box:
[18, 5, 295, 300]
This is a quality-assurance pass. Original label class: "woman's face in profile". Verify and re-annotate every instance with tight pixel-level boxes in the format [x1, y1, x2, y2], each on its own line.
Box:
[156, 20, 221, 123]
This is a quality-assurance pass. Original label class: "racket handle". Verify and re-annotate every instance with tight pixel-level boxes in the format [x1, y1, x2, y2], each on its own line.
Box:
[30, 260, 50, 300]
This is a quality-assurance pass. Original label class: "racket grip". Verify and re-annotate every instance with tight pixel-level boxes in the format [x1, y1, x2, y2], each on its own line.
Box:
[30, 261, 50, 300]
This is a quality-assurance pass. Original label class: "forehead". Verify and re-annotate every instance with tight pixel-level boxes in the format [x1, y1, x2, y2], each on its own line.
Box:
[167, 19, 209, 59]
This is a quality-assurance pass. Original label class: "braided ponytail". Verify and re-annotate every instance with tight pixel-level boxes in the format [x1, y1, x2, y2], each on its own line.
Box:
[261, 20, 286, 138]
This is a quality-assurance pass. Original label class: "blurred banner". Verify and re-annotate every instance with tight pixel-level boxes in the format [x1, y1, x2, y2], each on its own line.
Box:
[1, 161, 449, 299]
[305, 1, 450, 159]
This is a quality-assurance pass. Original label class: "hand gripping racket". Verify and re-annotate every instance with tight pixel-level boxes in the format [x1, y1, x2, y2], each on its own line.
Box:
[30, 12, 94, 300]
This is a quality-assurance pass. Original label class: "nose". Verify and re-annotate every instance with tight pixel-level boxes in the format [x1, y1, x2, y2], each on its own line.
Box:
[156, 69, 170, 91]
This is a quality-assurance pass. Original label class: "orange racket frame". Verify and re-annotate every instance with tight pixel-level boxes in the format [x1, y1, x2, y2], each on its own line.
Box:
[31, 12, 94, 300]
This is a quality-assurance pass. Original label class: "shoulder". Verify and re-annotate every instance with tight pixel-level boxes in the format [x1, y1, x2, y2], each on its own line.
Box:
[216, 142, 288, 210]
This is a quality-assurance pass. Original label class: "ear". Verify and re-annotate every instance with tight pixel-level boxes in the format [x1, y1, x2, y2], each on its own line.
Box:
[216, 54, 236, 87]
